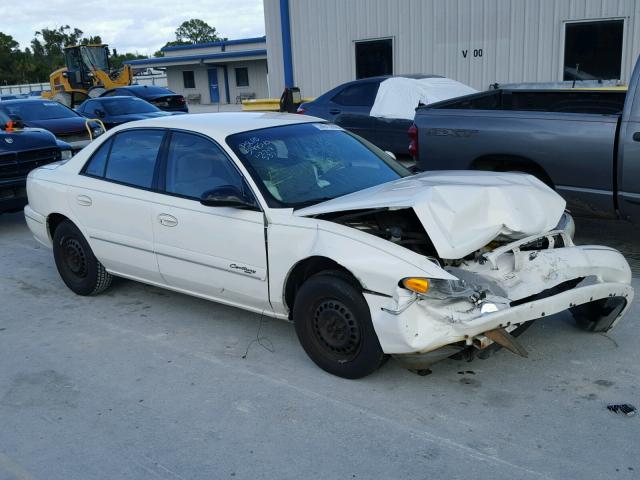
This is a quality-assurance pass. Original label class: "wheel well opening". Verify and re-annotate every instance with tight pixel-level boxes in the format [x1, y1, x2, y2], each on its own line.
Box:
[471, 155, 554, 188]
[47, 213, 70, 240]
[284, 256, 360, 315]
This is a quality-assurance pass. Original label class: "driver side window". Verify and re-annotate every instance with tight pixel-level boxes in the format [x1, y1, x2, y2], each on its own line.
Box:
[164, 132, 244, 200]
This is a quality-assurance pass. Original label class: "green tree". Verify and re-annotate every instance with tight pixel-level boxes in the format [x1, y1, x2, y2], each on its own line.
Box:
[110, 49, 146, 69]
[175, 19, 223, 44]
[0, 33, 20, 84]
[81, 35, 103, 46]
[153, 19, 227, 57]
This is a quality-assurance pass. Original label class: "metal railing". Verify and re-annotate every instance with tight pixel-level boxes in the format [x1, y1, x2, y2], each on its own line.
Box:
[0, 74, 168, 96]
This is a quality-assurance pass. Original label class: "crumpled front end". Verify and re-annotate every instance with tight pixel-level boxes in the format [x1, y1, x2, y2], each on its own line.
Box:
[365, 228, 633, 363]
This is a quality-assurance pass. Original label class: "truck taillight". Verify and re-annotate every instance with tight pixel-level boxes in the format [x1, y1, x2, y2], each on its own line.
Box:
[296, 106, 306, 114]
[408, 124, 418, 159]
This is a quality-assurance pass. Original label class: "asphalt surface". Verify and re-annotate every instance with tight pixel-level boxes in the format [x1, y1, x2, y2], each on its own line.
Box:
[0, 211, 638, 480]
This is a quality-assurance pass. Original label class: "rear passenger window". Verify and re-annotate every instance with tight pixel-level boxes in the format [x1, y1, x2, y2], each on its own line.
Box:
[105, 130, 164, 188]
[83, 138, 112, 177]
[164, 132, 242, 199]
[332, 83, 379, 107]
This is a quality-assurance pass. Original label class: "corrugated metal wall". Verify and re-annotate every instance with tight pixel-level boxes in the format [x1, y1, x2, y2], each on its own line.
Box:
[264, 0, 640, 97]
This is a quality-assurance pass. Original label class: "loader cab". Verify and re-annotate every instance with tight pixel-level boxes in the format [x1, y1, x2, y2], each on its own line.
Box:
[63, 45, 110, 90]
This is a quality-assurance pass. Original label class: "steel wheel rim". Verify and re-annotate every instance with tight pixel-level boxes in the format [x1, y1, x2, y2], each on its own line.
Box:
[62, 237, 88, 278]
[312, 299, 362, 361]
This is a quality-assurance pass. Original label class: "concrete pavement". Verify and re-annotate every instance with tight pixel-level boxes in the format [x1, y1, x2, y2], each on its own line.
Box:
[0, 212, 638, 480]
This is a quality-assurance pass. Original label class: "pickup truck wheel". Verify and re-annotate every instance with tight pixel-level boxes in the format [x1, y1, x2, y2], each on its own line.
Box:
[293, 273, 386, 379]
[53, 220, 112, 296]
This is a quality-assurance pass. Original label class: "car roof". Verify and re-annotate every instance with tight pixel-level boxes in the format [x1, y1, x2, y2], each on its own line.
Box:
[87, 96, 142, 102]
[109, 112, 323, 140]
[119, 85, 173, 93]
[341, 74, 442, 84]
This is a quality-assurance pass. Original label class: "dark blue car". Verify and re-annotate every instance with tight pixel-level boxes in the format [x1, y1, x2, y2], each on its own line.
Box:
[99, 85, 189, 113]
[76, 96, 185, 129]
[0, 99, 104, 152]
[298, 75, 436, 157]
[0, 110, 71, 213]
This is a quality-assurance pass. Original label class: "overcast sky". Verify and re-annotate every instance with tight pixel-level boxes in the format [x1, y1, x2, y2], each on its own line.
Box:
[0, 0, 265, 55]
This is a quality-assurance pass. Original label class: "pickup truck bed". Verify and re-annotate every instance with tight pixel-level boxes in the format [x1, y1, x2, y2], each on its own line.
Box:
[411, 69, 640, 222]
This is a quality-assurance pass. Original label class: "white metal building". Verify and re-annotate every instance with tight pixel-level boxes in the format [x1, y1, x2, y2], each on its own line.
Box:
[264, 0, 640, 98]
[127, 37, 268, 105]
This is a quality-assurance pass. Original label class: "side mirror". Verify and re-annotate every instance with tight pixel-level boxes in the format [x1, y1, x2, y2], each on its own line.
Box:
[384, 150, 397, 161]
[93, 109, 105, 118]
[200, 185, 257, 210]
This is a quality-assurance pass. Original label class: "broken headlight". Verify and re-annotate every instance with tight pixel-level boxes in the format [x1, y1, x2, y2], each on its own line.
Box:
[401, 277, 475, 300]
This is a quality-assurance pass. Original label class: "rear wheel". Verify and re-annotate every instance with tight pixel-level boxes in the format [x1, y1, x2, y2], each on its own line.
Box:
[52, 220, 112, 296]
[293, 272, 386, 379]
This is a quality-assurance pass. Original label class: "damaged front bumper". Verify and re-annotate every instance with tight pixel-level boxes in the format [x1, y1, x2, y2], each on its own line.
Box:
[365, 234, 634, 362]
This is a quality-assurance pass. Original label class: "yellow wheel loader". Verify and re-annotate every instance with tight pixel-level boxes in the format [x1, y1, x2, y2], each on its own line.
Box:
[43, 44, 133, 107]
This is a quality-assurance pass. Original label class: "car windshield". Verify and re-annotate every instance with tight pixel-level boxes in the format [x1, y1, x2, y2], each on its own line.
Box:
[0, 110, 10, 126]
[226, 122, 410, 208]
[103, 98, 159, 115]
[1, 101, 78, 121]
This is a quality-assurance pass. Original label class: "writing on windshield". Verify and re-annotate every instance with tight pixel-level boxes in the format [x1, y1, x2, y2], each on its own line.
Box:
[227, 122, 408, 208]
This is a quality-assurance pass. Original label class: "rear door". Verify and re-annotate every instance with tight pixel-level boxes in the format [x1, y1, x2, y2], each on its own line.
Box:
[328, 81, 379, 144]
[151, 131, 270, 312]
[69, 128, 166, 283]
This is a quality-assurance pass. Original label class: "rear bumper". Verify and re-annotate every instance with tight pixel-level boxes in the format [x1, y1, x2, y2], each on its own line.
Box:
[24, 205, 51, 247]
[367, 244, 633, 355]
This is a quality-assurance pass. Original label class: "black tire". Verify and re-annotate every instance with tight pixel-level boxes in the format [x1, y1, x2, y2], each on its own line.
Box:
[52, 220, 112, 296]
[293, 272, 386, 379]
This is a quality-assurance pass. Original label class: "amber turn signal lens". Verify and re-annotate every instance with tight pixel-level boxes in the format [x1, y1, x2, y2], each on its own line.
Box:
[402, 278, 430, 294]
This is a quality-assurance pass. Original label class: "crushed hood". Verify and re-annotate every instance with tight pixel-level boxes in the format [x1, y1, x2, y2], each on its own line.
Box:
[295, 171, 566, 259]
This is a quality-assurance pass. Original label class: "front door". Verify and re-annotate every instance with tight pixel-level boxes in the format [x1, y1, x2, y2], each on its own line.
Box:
[208, 68, 220, 103]
[152, 131, 270, 313]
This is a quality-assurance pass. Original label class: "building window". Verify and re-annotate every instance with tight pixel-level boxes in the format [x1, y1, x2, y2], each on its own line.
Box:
[183, 70, 196, 89]
[563, 20, 624, 81]
[235, 67, 249, 87]
[355, 39, 393, 79]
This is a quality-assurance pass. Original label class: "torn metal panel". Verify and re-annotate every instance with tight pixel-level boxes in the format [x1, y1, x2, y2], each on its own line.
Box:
[296, 171, 566, 259]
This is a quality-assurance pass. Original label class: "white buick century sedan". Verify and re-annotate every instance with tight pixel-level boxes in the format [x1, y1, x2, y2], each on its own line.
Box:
[24, 113, 633, 378]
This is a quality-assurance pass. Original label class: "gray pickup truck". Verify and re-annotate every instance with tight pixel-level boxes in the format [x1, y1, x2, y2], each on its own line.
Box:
[411, 59, 640, 222]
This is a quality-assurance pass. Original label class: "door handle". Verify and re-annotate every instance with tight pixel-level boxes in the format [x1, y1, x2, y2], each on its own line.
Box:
[76, 194, 92, 206]
[329, 109, 341, 115]
[633, 132, 640, 142]
[158, 213, 178, 227]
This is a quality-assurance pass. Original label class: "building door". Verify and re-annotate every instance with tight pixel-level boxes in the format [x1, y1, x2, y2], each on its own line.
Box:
[208, 68, 220, 103]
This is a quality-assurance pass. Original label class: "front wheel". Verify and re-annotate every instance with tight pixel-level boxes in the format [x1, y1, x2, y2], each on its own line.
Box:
[53, 220, 112, 296]
[293, 272, 387, 379]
